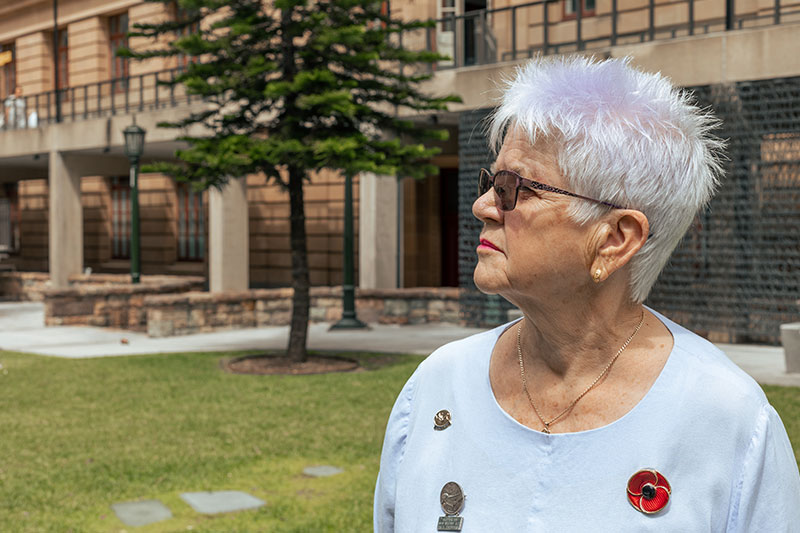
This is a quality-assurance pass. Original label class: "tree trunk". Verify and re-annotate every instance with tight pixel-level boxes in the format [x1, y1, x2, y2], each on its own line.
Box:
[287, 165, 310, 362]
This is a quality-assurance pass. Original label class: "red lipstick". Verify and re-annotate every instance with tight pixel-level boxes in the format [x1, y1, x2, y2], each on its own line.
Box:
[478, 238, 503, 253]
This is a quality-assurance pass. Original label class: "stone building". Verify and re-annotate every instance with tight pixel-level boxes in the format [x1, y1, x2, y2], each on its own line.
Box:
[0, 0, 798, 340]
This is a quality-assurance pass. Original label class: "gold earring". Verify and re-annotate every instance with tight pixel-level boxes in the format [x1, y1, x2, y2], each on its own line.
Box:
[593, 269, 602, 283]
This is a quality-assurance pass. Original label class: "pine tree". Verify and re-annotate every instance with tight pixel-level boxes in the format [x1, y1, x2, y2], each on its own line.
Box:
[122, 0, 460, 362]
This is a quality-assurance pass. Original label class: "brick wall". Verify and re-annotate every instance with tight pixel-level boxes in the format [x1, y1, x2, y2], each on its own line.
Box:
[68, 16, 109, 87]
[139, 173, 180, 269]
[82, 176, 112, 266]
[17, 179, 48, 272]
[247, 170, 358, 288]
[14, 32, 52, 95]
[13, 172, 357, 286]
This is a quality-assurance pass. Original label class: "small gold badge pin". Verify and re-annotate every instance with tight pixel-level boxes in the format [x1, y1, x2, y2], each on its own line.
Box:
[434, 410, 451, 431]
[437, 481, 465, 531]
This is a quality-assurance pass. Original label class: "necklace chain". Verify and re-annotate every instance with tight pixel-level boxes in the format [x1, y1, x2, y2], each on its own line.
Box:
[516, 311, 645, 434]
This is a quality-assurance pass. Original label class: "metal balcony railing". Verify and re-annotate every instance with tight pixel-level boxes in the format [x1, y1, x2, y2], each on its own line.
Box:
[402, 0, 800, 70]
[0, 67, 198, 131]
[2, 1, 798, 130]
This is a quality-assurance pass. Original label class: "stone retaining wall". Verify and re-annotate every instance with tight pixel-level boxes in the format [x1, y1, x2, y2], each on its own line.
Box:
[43, 275, 205, 330]
[0, 271, 51, 301]
[145, 287, 461, 337]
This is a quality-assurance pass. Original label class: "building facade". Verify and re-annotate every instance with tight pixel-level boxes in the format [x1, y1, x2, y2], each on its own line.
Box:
[0, 0, 799, 341]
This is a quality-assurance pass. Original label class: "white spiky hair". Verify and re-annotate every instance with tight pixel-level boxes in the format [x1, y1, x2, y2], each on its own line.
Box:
[487, 55, 724, 303]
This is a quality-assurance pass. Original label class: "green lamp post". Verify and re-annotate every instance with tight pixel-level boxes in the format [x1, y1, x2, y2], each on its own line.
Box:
[123, 123, 146, 284]
[330, 172, 367, 330]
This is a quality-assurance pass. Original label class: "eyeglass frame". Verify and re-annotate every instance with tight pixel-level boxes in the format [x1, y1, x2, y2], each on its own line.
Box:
[478, 168, 626, 211]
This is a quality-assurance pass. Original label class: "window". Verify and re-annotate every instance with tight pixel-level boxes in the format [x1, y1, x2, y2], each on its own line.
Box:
[0, 43, 15, 99]
[110, 177, 130, 259]
[0, 183, 19, 253]
[440, 0, 456, 32]
[174, 4, 201, 68]
[565, 0, 596, 17]
[109, 13, 129, 81]
[57, 30, 68, 90]
[176, 184, 204, 261]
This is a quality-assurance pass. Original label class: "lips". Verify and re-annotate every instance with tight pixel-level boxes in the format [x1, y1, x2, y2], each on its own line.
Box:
[478, 238, 503, 253]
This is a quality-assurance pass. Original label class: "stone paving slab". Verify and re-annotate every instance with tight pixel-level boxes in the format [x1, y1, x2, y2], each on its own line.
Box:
[180, 490, 265, 514]
[111, 499, 172, 527]
[303, 465, 344, 477]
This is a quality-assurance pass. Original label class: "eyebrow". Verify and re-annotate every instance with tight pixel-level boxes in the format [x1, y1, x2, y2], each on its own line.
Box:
[493, 165, 538, 182]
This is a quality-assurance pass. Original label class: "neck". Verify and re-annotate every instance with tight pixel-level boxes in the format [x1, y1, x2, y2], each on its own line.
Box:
[515, 290, 644, 380]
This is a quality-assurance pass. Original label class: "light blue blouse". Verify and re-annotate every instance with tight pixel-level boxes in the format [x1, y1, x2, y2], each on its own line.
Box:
[374, 311, 800, 532]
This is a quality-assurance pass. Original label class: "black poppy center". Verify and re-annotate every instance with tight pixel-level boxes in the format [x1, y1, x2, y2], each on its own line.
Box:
[641, 483, 657, 500]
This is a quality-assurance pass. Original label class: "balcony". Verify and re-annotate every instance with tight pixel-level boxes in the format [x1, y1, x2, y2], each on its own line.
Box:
[401, 0, 800, 70]
[1, 1, 798, 134]
[0, 67, 198, 132]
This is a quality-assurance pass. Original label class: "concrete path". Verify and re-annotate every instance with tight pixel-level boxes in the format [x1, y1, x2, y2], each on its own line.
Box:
[1, 302, 798, 386]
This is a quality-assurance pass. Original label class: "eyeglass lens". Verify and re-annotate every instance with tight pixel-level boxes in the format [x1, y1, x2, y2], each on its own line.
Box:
[479, 169, 518, 211]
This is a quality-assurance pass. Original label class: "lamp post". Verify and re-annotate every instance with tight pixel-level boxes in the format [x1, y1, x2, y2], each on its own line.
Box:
[123, 123, 146, 284]
[330, 172, 367, 330]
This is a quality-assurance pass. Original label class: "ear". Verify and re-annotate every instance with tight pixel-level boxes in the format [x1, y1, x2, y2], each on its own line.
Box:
[590, 210, 649, 281]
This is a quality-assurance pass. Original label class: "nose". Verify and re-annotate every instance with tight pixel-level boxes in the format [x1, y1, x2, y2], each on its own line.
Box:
[472, 186, 504, 225]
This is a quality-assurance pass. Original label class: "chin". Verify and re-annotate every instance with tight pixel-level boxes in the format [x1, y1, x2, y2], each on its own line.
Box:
[473, 265, 504, 295]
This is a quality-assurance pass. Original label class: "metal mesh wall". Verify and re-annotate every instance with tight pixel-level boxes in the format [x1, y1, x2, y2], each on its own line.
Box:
[458, 78, 800, 344]
[647, 78, 800, 345]
[458, 108, 515, 327]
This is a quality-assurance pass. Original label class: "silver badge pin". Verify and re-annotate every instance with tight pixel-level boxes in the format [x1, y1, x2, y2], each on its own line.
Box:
[437, 481, 465, 531]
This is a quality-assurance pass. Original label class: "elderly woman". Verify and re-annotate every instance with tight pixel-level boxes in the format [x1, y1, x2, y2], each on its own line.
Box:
[374, 56, 800, 532]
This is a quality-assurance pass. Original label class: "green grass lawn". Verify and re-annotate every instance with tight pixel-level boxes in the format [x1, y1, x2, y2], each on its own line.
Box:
[0, 350, 423, 533]
[0, 349, 798, 533]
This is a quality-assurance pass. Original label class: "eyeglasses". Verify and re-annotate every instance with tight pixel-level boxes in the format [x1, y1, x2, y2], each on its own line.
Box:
[478, 168, 625, 211]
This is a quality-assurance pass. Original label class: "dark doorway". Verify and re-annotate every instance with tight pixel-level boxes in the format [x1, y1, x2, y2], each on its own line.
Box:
[439, 167, 459, 286]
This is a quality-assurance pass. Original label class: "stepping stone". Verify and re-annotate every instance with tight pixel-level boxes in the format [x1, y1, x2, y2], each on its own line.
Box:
[111, 499, 172, 527]
[303, 465, 344, 477]
[180, 490, 265, 514]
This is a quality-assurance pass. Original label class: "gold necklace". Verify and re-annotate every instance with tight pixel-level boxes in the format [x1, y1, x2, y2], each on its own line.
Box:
[516, 311, 645, 434]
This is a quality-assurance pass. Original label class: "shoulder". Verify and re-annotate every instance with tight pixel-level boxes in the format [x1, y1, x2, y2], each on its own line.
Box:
[652, 310, 770, 434]
[381, 322, 507, 430]
[673, 319, 766, 397]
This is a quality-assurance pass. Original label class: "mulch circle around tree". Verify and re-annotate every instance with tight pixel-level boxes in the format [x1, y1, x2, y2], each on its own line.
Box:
[224, 354, 360, 376]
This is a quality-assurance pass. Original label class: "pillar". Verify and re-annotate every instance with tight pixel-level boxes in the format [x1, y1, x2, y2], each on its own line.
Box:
[209, 176, 249, 292]
[48, 151, 83, 288]
[358, 172, 398, 289]
[15, 32, 53, 95]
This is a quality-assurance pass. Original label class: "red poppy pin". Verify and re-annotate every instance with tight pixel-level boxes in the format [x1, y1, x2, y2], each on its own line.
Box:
[627, 469, 671, 514]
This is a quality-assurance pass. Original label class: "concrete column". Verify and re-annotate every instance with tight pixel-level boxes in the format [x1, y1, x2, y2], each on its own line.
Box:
[781, 323, 800, 374]
[209, 176, 249, 292]
[358, 172, 398, 289]
[48, 151, 83, 288]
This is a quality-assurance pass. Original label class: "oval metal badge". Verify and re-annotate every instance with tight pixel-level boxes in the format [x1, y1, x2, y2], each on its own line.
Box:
[440, 481, 465, 515]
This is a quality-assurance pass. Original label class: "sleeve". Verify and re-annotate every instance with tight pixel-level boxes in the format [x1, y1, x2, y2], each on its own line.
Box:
[373, 371, 417, 533]
[727, 403, 800, 532]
